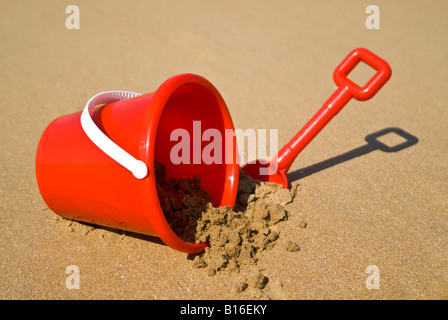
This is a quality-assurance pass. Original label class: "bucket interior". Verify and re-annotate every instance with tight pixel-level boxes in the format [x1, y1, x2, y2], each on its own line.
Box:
[154, 82, 233, 207]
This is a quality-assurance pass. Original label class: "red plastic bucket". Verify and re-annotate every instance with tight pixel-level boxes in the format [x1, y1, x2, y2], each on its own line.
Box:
[35, 74, 239, 253]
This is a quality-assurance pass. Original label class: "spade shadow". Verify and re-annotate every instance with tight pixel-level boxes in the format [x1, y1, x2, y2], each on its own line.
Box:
[286, 127, 419, 183]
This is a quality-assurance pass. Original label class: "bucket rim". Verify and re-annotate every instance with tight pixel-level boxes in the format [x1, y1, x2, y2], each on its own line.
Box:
[139, 73, 239, 253]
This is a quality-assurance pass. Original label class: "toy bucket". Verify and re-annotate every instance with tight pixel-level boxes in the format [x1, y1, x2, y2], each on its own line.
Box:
[35, 74, 239, 253]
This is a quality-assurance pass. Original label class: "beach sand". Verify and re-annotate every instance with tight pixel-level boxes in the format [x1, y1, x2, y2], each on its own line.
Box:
[1, 0, 447, 299]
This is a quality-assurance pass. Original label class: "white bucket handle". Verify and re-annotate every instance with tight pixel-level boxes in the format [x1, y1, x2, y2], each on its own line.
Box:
[80, 91, 148, 179]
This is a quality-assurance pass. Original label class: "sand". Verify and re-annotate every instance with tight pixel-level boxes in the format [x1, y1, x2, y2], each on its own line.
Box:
[156, 159, 297, 288]
[1, 0, 448, 300]
[190, 171, 294, 276]
[155, 160, 213, 243]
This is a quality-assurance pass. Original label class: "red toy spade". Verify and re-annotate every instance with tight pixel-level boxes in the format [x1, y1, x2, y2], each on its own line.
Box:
[242, 48, 392, 188]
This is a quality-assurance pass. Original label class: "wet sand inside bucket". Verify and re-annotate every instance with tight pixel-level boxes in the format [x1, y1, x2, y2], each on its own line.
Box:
[155, 160, 299, 276]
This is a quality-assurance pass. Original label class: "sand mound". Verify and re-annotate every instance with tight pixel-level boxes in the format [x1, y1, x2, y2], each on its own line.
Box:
[155, 161, 297, 276]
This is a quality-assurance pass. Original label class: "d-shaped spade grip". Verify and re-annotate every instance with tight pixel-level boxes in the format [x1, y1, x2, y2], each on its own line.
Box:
[80, 91, 149, 179]
[333, 47, 392, 101]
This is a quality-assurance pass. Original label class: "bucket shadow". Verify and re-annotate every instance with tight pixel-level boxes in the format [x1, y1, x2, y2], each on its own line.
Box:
[286, 127, 419, 183]
[70, 220, 167, 247]
[114, 229, 167, 247]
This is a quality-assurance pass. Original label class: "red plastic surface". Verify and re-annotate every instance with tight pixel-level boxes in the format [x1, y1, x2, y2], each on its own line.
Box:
[35, 74, 239, 253]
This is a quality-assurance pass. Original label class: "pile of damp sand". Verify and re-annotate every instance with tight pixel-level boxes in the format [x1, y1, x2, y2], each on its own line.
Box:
[155, 160, 299, 276]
